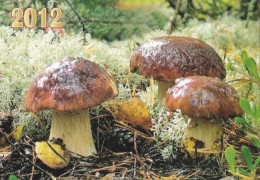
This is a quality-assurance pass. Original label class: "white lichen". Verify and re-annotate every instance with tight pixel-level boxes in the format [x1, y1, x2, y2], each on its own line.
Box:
[151, 108, 187, 160]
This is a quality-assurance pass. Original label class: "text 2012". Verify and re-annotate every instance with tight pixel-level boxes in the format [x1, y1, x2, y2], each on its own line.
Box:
[11, 8, 62, 29]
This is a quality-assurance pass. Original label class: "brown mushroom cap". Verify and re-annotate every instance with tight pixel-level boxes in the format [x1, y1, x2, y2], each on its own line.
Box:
[26, 57, 118, 112]
[164, 76, 243, 120]
[130, 36, 226, 82]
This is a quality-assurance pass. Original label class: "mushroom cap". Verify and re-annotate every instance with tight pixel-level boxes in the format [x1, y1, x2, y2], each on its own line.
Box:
[130, 36, 226, 82]
[26, 57, 118, 112]
[164, 76, 243, 120]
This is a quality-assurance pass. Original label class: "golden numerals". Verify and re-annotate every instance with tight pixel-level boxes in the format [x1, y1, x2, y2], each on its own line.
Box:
[11, 8, 62, 29]
[11, 8, 23, 28]
[50, 8, 62, 28]
[38, 8, 47, 28]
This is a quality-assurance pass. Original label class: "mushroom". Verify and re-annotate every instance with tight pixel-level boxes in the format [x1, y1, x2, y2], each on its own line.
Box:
[130, 36, 226, 103]
[25, 57, 118, 156]
[164, 76, 243, 155]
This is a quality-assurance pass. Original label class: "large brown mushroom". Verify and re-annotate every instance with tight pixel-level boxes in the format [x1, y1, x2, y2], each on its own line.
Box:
[165, 76, 242, 155]
[130, 36, 226, 103]
[26, 57, 118, 156]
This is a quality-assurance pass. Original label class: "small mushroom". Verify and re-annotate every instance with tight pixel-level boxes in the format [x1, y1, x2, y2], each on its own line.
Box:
[26, 57, 118, 156]
[164, 76, 243, 155]
[130, 36, 226, 103]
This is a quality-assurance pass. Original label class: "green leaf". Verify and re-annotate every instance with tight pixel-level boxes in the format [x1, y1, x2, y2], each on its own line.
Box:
[241, 127, 257, 135]
[8, 175, 18, 180]
[240, 98, 253, 116]
[234, 117, 248, 126]
[253, 155, 260, 170]
[241, 146, 253, 171]
[250, 136, 260, 148]
[236, 168, 251, 177]
[225, 146, 236, 172]
[241, 50, 260, 80]
[244, 114, 253, 127]
[245, 58, 260, 80]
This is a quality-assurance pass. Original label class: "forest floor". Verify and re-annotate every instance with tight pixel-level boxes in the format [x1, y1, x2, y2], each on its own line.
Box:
[0, 113, 258, 179]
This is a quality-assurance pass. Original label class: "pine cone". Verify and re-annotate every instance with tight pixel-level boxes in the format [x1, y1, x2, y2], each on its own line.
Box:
[103, 126, 148, 153]
[0, 115, 13, 133]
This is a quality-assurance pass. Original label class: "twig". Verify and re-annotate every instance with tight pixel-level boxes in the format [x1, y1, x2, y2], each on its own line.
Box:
[82, 18, 146, 24]
[168, 0, 182, 34]
[29, 146, 36, 180]
[245, 82, 253, 99]
[185, 170, 200, 179]
[134, 131, 150, 179]
[64, 0, 88, 35]
[89, 162, 128, 173]
[3, 133, 56, 180]
[115, 121, 152, 140]
[232, 67, 260, 86]
[46, 141, 67, 163]
[227, 78, 248, 83]
[30, 113, 45, 129]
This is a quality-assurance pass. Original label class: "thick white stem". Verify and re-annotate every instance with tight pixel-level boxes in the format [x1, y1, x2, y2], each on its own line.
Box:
[157, 81, 172, 104]
[183, 118, 223, 153]
[50, 109, 96, 156]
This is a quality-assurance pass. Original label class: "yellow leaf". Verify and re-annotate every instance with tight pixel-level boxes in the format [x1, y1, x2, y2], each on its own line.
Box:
[36, 141, 70, 169]
[230, 79, 253, 87]
[0, 126, 23, 148]
[116, 98, 152, 130]
[11, 126, 23, 141]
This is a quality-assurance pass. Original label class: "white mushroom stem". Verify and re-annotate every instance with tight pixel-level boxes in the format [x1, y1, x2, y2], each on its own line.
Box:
[50, 109, 96, 156]
[183, 118, 223, 153]
[157, 81, 172, 104]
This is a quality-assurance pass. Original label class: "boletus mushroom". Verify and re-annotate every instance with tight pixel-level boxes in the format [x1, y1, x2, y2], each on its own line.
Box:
[165, 76, 243, 155]
[26, 57, 118, 156]
[130, 36, 226, 103]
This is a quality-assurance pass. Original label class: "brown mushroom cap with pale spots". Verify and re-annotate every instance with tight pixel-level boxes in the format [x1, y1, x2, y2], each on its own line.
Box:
[26, 57, 118, 112]
[130, 36, 226, 82]
[164, 76, 243, 120]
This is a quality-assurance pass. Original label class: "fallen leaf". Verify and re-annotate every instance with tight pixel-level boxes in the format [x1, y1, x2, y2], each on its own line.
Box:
[35, 141, 70, 169]
[116, 98, 152, 130]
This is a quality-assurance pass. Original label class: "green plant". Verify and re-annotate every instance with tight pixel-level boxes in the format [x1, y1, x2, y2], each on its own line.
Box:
[234, 98, 260, 148]
[225, 146, 260, 179]
[241, 50, 260, 81]
[8, 175, 18, 180]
